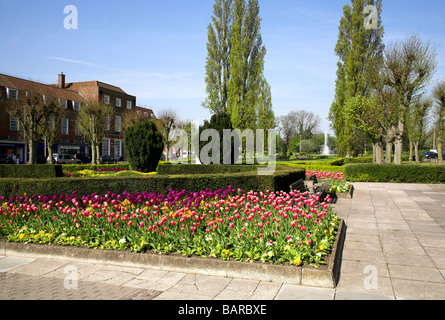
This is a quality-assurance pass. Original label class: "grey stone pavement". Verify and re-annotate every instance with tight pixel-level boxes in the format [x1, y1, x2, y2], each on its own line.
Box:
[1, 183, 445, 301]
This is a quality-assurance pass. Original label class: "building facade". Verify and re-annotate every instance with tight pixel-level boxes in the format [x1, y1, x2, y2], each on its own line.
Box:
[0, 72, 154, 163]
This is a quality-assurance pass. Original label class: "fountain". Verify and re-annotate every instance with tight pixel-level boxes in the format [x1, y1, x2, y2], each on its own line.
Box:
[323, 132, 330, 156]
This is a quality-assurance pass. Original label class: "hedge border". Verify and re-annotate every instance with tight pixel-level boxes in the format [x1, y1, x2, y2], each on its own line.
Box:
[0, 168, 306, 199]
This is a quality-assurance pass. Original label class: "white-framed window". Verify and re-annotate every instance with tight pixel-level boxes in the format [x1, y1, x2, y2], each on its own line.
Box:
[59, 98, 68, 109]
[104, 95, 110, 105]
[10, 116, 19, 131]
[102, 139, 110, 156]
[7, 88, 18, 101]
[114, 139, 122, 158]
[115, 116, 122, 133]
[73, 101, 81, 111]
[105, 115, 110, 131]
[127, 101, 132, 110]
[116, 98, 122, 108]
[61, 118, 69, 135]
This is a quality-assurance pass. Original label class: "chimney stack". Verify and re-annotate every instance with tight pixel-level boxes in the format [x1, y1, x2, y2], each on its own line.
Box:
[58, 72, 66, 88]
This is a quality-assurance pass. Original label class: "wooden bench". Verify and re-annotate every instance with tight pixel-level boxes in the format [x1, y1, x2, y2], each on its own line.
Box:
[314, 183, 332, 201]
[290, 179, 307, 193]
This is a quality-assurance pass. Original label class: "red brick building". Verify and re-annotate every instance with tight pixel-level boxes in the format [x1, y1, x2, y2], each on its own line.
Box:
[0, 72, 154, 163]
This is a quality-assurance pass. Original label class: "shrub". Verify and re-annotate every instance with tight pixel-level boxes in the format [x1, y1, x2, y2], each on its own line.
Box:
[158, 163, 260, 175]
[0, 164, 63, 178]
[345, 164, 445, 183]
[62, 163, 131, 173]
[0, 168, 305, 199]
[124, 120, 164, 173]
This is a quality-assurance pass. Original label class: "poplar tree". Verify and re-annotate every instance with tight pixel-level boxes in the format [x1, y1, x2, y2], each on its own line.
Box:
[432, 81, 445, 166]
[228, 0, 266, 131]
[203, 0, 268, 131]
[329, 0, 384, 158]
[203, 0, 232, 115]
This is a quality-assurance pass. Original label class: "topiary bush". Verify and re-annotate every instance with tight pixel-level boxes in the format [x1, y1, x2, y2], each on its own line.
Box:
[124, 120, 164, 173]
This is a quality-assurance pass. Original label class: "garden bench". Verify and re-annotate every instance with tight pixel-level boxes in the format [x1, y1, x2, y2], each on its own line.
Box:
[290, 179, 307, 193]
[314, 183, 332, 201]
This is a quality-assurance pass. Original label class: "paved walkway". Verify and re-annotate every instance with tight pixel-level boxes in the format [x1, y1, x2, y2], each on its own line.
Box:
[1, 183, 444, 300]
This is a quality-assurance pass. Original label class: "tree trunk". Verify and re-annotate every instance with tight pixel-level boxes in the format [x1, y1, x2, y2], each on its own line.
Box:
[414, 141, 421, 164]
[394, 121, 404, 165]
[28, 140, 37, 165]
[439, 136, 443, 166]
[47, 145, 54, 164]
[409, 140, 414, 162]
[374, 140, 384, 164]
[95, 145, 101, 165]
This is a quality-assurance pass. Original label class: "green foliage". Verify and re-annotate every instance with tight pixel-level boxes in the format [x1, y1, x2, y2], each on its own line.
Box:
[0, 165, 63, 178]
[0, 168, 306, 199]
[124, 121, 164, 173]
[199, 113, 239, 164]
[62, 163, 131, 173]
[345, 164, 445, 183]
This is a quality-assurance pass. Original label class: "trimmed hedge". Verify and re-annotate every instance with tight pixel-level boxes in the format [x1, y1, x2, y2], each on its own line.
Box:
[0, 168, 306, 198]
[345, 164, 445, 183]
[158, 163, 263, 175]
[0, 165, 63, 179]
[62, 163, 131, 173]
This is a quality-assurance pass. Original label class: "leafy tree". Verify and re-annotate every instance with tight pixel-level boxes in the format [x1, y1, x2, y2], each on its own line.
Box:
[381, 34, 438, 164]
[432, 80, 445, 165]
[228, 0, 266, 131]
[203, 0, 233, 115]
[406, 96, 432, 164]
[155, 109, 179, 161]
[203, 0, 269, 132]
[7, 90, 47, 164]
[124, 121, 164, 172]
[330, 0, 384, 157]
[77, 101, 114, 164]
[39, 96, 65, 164]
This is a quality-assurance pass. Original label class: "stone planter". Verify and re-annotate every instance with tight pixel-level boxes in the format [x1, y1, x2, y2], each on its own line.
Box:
[333, 185, 354, 199]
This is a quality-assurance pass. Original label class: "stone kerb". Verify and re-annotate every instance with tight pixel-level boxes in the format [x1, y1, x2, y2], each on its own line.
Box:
[0, 220, 346, 288]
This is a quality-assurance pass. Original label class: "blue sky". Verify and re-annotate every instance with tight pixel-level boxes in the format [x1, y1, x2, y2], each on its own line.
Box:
[1, 0, 444, 134]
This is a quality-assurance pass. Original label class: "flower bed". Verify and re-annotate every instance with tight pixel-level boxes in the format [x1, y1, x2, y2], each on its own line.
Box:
[306, 170, 352, 194]
[0, 187, 340, 267]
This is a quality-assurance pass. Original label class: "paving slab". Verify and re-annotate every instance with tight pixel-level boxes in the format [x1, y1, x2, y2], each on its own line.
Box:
[0, 256, 35, 272]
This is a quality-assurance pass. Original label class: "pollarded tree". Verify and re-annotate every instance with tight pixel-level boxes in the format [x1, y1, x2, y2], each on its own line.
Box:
[124, 120, 164, 173]
[407, 96, 432, 164]
[77, 101, 114, 164]
[6, 90, 47, 164]
[381, 34, 438, 165]
[432, 80, 445, 165]
[39, 96, 66, 164]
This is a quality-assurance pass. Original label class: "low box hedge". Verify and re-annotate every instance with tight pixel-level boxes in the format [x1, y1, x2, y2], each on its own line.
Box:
[157, 163, 280, 175]
[62, 163, 131, 173]
[0, 167, 306, 198]
[0, 165, 64, 179]
[345, 163, 445, 183]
